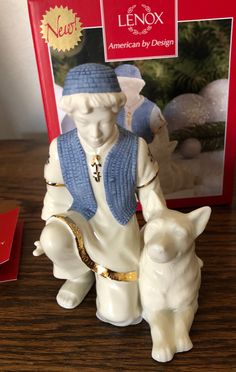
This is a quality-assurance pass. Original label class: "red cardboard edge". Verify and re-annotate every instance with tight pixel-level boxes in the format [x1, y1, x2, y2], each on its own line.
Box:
[0, 208, 20, 264]
[0, 221, 24, 283]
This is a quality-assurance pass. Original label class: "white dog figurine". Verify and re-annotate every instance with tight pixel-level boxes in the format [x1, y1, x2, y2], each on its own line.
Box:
[139, 192, 211, 363]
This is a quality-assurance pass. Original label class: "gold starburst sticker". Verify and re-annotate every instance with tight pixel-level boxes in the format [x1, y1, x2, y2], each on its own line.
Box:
[40, 6, 82, 52]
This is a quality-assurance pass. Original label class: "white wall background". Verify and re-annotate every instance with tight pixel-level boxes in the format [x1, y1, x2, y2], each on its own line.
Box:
[0, 0, 46, 139]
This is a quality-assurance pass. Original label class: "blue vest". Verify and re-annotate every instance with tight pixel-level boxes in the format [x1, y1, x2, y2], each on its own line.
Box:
[57, 127, 138, 225]
[117, 97, 155, 144]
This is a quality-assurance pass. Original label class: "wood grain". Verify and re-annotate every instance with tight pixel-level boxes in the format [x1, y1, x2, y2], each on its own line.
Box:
[0, 138, 235, 371]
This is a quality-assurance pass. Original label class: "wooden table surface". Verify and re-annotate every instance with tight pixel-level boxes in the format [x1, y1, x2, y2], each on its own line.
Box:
[0, 138, 235, 372]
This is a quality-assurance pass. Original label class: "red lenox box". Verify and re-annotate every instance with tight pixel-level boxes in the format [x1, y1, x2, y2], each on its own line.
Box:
[0, 208, 23, 283]
[28, 0, 236, 209]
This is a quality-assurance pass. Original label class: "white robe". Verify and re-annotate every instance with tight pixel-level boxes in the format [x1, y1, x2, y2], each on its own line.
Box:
[42, 125, 164, 274]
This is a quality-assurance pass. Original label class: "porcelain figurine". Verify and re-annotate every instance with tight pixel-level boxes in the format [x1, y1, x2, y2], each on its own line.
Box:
[115, 64, 196, 195]
[115, 64, 168, 145]
[148, 137, 197, 195]
[139, 191, 211, 362]
[33, 63, 166, 327]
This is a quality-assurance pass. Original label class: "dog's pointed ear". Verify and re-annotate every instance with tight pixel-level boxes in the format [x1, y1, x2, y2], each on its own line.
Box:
[188, 206, 211, 238]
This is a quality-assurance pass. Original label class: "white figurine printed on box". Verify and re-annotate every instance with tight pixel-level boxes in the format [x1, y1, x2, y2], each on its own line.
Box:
[115, 64, 168, 145]
[34, 62, 211, 362]
[114, 64, 196, 194]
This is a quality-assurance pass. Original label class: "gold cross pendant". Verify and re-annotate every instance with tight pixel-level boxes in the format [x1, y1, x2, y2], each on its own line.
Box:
[126, 111, 132, 128]
[91, 155, 102, 182]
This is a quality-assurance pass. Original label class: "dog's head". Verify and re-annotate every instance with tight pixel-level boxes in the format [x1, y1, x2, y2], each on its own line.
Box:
[143, 192, 211, 263]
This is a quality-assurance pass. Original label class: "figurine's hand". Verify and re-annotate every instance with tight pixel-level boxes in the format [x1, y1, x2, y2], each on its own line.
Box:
[33, 241, 44, 256]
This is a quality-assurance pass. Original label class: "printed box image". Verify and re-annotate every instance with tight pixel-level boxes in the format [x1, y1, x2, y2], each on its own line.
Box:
[28, 0, 236, 208]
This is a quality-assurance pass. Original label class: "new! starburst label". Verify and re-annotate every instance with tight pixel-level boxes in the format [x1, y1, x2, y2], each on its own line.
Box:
[40, 6, 82, 52]
[100, 0, 178, 61]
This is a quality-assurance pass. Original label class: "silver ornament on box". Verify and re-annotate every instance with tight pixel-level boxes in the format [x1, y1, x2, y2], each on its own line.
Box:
[163, 94, 210, 133]
[180, 138, 202, 159]
[200, 79, 229, 122]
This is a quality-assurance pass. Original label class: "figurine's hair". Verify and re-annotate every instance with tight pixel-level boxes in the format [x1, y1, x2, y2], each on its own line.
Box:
[60, 92, 126, 114]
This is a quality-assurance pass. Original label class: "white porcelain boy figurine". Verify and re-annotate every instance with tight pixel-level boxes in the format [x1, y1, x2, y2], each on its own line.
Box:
[34, 63, 166, 327]
[139, 192, 211, 362]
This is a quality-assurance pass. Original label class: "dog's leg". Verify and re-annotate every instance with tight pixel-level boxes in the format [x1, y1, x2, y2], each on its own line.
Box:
[147, 310, 175, 363]
[174, 305, 196, 353]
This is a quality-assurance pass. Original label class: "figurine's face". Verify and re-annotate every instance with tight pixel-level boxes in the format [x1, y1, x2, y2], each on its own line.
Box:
[117, 77, 145, 96]
[72, 107, 116, 148]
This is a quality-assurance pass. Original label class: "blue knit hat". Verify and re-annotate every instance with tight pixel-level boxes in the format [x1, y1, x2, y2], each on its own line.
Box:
[63, 63, 121, 96]
[115, 64, 142, 80]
